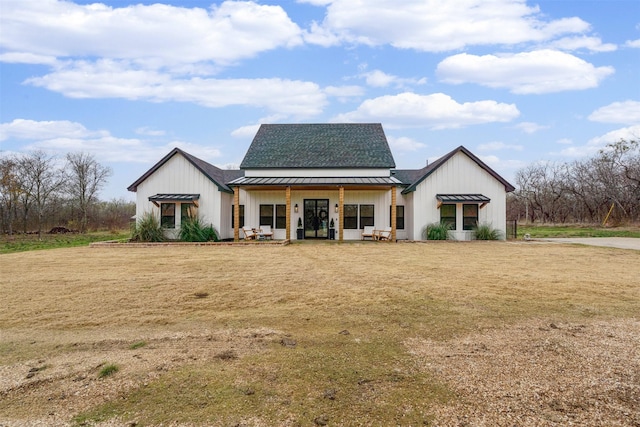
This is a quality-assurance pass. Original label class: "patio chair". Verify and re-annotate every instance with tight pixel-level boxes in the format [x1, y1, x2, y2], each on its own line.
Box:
[242, 226, 257, 240]
[259, 225, 273, 240]
[377, 227, 392, 241]
[361, 225, 375, 240]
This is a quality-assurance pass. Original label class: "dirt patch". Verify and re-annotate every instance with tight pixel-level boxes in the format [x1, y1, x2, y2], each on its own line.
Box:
[407, 318, 640, 426]
[0, 327, 280, 426]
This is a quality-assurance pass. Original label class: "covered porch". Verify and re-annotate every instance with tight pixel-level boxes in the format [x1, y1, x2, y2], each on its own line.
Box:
[229, 178, 402, 242]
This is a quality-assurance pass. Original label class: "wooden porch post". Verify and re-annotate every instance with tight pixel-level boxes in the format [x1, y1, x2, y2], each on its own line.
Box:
[339, 186, 344, 241]
[391, 186, 397, 242]
[233, 187, 240, 242]
[286, 186, 291, 241]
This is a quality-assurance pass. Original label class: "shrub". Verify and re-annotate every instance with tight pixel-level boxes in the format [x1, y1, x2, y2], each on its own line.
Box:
[179, 216, 219, 242]
[474, 223, 502, 240]
[422, 222, 451, 240]
[131, 213, 165, 242]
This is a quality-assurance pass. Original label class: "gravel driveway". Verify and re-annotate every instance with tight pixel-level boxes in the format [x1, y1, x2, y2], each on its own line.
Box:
[536, 237, 640, 250]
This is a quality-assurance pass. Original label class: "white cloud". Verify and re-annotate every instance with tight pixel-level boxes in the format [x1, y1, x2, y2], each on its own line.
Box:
[515, 122, 548, 134]
[437, 50, 614, 94]
[387, 135, 426, 152]
[557, 138, 573, 145]
[588, 100, 640, 125]
[0, 1, 303, 69]
[324, 85, 365, 98]
[625, 39, 640, 48]
[555, 125, 640, 157]
[231, 124, 261, 139]
[547, 36, 616, 52]
[25, 60, 327, 116]
[477, 142, 523, 152]
[332, 92, 520, 129]
[0, 119, 100, 141]
[135, 127, 166, 137]
[360, 70, 426, 88]
[306, 0, 592, 51]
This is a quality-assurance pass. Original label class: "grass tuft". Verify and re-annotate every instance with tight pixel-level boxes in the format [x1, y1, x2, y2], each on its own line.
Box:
[130, 213, 165, 242]
[129, 341, 146, 350]
[474, 223, 502, 240]
[98, 363, 119, 378]
[179, 216, 219, 242]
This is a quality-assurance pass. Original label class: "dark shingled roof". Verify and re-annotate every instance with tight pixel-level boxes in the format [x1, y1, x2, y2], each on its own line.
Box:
[240, 123, 396, 169]
[127, 147, 244, 194]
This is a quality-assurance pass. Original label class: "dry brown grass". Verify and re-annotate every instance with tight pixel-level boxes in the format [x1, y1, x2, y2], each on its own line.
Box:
[0, 241, 638, 426]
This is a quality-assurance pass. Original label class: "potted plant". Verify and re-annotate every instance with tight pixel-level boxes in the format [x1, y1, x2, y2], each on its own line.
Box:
[329, 218, 335, 240]
[296, 217, 303, 240]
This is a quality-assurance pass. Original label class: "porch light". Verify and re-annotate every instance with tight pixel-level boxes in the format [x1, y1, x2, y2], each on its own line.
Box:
[335, 203, 339, 213]
[294, 203, 298, 213]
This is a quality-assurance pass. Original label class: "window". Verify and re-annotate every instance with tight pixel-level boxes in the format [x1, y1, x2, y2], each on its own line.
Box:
[181, 203, 196, 224]
[343, 204, 357, 229]
[359, 204, 374, 229]
[160, 203, 175, 228]
[463, 204, 478, 230]
[440, 204, 456, 229]
[260, 204, 274, 227]
[231, 205, 244, 228]
[275, 204, 286, 229]
[390, 205, 404, 230]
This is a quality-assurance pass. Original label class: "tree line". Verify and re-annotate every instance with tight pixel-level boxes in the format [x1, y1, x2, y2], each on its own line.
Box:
[0, 151, 134, 237]
[508, 139, 640, 224]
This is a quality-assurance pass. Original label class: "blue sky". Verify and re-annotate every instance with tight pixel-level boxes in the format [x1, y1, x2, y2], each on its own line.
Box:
[1, 0, 639, 200]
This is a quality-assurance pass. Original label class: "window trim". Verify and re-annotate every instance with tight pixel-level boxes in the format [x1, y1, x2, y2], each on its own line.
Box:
[359, 204, 374, 229]
[160, 203, 176, 229]
[440, 204, 456, 230]
[463, 204, 478, 231]
[275, 204, 286, 229]
[390, 205, 404, 230]
[343, 204, 358, 229]
[259, 204, 274, 227]
[231, 205, 245, 229]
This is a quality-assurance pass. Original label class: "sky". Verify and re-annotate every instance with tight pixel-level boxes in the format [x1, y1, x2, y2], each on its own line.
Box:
[1, 0, 639, 201]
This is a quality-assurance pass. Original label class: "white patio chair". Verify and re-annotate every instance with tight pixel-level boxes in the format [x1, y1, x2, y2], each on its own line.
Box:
[377, 227, 393, 241]
[361, 225, 375, 240]
[242, 226, 257, 240]
[259, 225, 273, 240]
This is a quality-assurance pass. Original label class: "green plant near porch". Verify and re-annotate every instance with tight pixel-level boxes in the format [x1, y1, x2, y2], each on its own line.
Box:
[179, 216, 219, 242]
[422, 222, 451, 240]
[130, 213, 165, 242]
[474, 223, 501, 240]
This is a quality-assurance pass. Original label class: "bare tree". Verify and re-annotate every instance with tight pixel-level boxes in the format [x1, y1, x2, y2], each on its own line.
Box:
[21, 151, 65, 238]
[0, 156, 23, 235]
[65, 152, 112, 233]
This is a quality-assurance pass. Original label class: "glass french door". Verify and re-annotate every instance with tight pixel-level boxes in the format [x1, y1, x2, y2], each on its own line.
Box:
[304, 199, 329, 239]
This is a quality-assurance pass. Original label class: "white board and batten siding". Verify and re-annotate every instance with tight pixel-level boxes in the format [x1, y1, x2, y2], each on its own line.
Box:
[410, 151, 508, 240]
[135, 153, 225, 239]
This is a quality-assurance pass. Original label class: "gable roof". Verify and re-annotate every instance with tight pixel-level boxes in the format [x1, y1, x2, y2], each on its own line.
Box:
[401, 146, 515, 194]
[240, 123, 396, 169]
[127, 147, 242, 194]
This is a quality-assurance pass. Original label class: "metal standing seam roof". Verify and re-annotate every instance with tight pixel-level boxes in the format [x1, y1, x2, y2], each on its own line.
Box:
[229, 176, 402, 186]
[148, 194, 200, 202]
[436, 194, 491, 203]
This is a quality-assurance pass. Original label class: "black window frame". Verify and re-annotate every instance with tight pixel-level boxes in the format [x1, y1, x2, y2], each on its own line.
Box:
[390, 205, 404, 230]
[343, 204, 358, 229]
[359, 204, 374, 229]
[259, 204, 274, 227]
[463, 204, 478, 231]
[160, 203, 176, 229]
[275, 204, 286, 229]
[440, 204, 456, 230]
[231, 205, 245, 228]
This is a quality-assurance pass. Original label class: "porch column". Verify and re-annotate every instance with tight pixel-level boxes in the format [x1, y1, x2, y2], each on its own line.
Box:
[286, 186, 291, 241]
[391, 186, 397, 242]
[339, 186, 344, 241]
[233, 187, 240, 242]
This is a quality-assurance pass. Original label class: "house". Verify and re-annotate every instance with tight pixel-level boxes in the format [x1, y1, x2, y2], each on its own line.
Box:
[128, 123, 515, 241]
